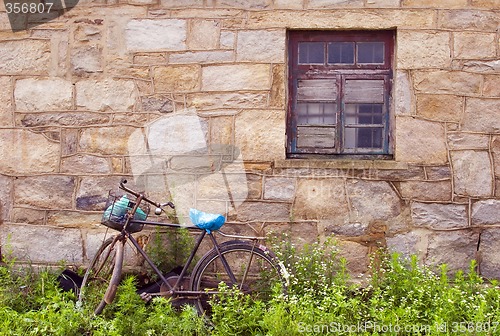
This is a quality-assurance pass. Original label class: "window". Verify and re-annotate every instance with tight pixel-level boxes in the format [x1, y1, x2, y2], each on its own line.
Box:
[287, 30, 395, 158]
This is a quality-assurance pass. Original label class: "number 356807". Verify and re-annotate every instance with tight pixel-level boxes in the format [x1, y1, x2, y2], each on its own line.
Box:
[6, 2, 53, 14]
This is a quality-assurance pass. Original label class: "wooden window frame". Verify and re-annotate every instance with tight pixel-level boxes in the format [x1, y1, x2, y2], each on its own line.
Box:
[287, 30, 395, 160]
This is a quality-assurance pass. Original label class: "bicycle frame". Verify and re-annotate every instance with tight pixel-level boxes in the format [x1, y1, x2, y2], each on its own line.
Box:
[119, 218, 253, 298]
[111, 179, 265, 298]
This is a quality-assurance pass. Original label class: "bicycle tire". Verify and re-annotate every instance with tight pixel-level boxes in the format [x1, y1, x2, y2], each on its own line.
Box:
[78, 236, 124, 315]
[190, 241, 287, 315]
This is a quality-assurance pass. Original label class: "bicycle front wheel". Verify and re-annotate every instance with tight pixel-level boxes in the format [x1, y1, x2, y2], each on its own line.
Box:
[190, 241, 286, 315]
[78, 236, 124, 315]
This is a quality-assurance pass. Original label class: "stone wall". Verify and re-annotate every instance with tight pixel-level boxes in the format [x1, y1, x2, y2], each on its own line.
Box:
[0, 0, 499, 278]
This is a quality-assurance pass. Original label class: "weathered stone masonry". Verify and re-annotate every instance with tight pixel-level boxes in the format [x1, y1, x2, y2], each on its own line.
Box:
[0, 0, 499, 278]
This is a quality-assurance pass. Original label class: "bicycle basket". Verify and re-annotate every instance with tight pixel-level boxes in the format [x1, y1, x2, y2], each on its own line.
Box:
[101, 191, 149, 233]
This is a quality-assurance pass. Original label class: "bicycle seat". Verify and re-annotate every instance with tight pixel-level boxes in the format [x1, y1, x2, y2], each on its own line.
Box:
[189, 208, 225, 233]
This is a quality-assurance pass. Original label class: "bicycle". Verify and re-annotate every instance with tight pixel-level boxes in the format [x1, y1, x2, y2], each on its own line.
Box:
[77, 179, 288, 315]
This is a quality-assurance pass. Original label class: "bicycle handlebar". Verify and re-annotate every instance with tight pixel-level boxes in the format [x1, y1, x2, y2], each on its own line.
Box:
[119, 179, 175, 209]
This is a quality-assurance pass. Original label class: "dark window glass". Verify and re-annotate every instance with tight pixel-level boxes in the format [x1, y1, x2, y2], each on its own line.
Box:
[357, 42, 384, 64]
[298, 42, 324, 64]
[328, 42, 355, 64]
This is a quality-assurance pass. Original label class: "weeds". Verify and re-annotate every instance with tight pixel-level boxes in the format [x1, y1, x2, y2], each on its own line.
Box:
[1, 239, 500, 335]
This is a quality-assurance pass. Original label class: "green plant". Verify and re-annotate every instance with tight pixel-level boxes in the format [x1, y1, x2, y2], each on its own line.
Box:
[146, 227, 197, 277]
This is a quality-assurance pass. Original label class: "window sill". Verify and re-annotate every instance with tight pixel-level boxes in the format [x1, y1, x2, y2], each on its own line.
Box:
[275, 158, 409, 170]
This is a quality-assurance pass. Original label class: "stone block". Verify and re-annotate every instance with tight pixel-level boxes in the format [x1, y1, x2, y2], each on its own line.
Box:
[79, 126, 140, 155]
[0, 129, 60, 174]
[11, 208, 46, 225]
[236, 30, 286, 62]
[61, 155, 111, 174]
[76, 176, 123, 211]
[394, 71, 413, 116]
[399, 181, 452, 201]
[153, 65, 200, 92]
[234, 201, 290, 222]
[426, 230, 479, 274]
[403, 0, 468, 7]
[47, 211, 102, 227]
[234, 109, 285, 161]
[416, 94, 463, 122]
[439, 10, 500, 31]
[270, 64, 286, 108]
[386, 231, 422, 260]
[413, 71, 482, 95]
[202, 64, 271, 91]
[336, 240, 369, 275]
[462, 98, 500, 133]
[471, 199, 500, 225]
[17, 112, 111, 128]
[216, 0, 272, 8]
[483, 75, 500, 97]
[160, 0, 203, 6]
[346, 180, 401, 222]
[247, 9, 436, 30]
[0, 175, 12, 221]
[0, 77, 12, 127]
[76, 79, 136, 112]
[273, 0, 304, 8]
[209, 116, 233, 146]
[188, 92, 268, 110]
[447, 133, 489, 150]
[265, 221, 318, 248]
[187, 19, 220, 50]
[478, 229, 500, 279]
[397, 31, 451, 69]
[197, 172, 250, 202]
[71, 45, 103, 74]
[126, 19, 187, 51]
[292, 178, 348, 220]
[264, 177, 296, 201]
[470, 0, 500, 7]
[14, 78, 73, 112]
[0, 224, 83, 264]
[451, 150, 493, 197]
[453, 32, 496, 59]
[395, 117, 448, 165]
[308, 0, 363, 7]
[0, 40, 50, 75]
[169, 50, 234, 63]
[411, 202, 467, 230]
[14, 176, 75, 209]
[220, 31, 235, 49]
[324, 221, 368, 237]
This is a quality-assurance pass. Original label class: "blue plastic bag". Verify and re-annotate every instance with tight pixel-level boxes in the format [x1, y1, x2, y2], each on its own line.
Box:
[189, 208, 225, 233]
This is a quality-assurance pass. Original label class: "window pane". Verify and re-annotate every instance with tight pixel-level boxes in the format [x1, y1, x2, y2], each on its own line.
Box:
[297, 102, 336, 125]
[344, 127, 383, 149]
[345, 104, 384, 125]
[327, 42, 354, 64]
[298, 42, 325, 64]
[357, 42, 384, 64]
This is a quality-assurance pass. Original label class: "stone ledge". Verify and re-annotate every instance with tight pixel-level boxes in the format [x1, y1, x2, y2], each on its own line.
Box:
[274, 159, 409, 170]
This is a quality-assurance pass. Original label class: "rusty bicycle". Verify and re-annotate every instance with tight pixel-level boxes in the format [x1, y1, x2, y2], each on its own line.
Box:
[77, 179, 288, 315]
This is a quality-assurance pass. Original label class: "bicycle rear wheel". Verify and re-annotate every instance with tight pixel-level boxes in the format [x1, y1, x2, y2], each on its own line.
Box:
[78, 236, 124, 315]
[190, 241, 287, 315]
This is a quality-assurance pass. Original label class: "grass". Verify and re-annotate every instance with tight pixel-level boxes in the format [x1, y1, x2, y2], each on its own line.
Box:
[1, 240, 500, 335]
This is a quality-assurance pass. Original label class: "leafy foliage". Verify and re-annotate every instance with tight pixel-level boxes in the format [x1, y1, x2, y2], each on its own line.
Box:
[2, 240, 500, 335]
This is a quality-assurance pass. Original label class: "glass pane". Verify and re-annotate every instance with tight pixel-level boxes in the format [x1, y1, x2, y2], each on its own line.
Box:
[345, 104, 384, 126]
[357, 42, 384, 64]
[344, 127, 383, 149]
[327, 42, 354, 64]
[297, 102, 336, 125]
[298, 42, 325, 64]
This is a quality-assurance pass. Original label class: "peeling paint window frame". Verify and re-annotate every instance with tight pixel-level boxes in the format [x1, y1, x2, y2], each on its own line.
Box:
[287, 30, 395, 160]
